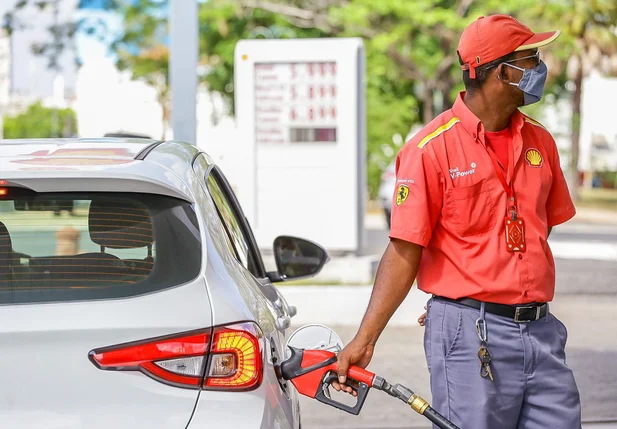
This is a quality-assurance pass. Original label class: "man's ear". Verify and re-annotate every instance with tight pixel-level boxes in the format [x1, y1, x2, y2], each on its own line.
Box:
[496, 63, 513, 84]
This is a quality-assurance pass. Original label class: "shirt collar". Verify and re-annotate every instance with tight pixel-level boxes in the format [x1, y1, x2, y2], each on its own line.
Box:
[451, 91, 525, 146]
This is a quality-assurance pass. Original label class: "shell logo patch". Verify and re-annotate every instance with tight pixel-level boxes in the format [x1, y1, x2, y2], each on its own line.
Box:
[396, 185, 409, 206]
[525, 149, 543, 167]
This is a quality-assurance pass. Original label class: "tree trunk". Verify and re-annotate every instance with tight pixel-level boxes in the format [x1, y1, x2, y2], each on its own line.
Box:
[569, 54, 583, 201]
[437, 69, 456, 113]
[440, 81, 456, 112]
[422, 85, 434, 124]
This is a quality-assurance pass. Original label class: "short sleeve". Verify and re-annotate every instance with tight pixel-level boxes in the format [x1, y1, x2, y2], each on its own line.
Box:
[545, 137, 576, 227]
[388, 147, 443, 247]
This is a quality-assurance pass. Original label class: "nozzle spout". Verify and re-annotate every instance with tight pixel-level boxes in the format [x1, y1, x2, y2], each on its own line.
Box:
[372, 376, 415, 403]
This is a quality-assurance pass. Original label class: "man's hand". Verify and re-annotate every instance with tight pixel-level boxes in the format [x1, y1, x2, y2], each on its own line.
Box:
[332, 336, 375, 396]
[418, 305, 428, 327]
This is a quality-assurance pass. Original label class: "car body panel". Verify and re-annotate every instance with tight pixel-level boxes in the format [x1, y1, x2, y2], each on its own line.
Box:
[192, 154, 299, 428]
[188, 364, 295, 429]
[0, 138, 300, 429]
[0, 278, 212, 429]
[0, 140, 198, 203]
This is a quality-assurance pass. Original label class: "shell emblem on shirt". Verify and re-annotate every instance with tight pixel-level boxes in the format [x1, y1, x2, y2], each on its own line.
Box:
[396, 185, 409, 206]
[525, 149, 543, 167]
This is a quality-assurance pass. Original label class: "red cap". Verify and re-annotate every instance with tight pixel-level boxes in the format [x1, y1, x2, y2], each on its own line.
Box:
[457, 15, 560, 78]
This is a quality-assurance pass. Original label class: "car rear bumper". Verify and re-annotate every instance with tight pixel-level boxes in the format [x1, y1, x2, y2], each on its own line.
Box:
[186, 376, 296, 429]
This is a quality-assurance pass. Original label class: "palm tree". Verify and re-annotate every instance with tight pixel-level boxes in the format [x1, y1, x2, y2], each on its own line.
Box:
[526, 0, 617, 200]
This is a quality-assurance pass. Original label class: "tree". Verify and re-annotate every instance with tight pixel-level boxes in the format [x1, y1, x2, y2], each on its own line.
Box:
[3, 102, 78, 138]
[106, 1, 170, 139]
[2, 0, 118, 70]
[124, 45, 170, 140]
[524, 0, 617, 200]
[244, 1, 537, 122]
[198, 1, 327, 114]
[198, 0, 420, 196]
[220, 0, 552, 195]
[3, 0, 172, 139]
[7, 0, 617, 199]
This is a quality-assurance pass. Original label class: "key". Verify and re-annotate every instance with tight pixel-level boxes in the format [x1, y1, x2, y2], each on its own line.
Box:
[478, 343, 494, 382]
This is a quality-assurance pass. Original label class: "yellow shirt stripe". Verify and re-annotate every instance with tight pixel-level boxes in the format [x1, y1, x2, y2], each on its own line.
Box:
[417, 117, 460, 148]
[523, 117, 547, 131]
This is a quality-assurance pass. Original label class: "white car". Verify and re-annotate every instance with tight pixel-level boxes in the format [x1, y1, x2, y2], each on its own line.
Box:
[377, 161, 396, 229]
[0, 138, 329, 429]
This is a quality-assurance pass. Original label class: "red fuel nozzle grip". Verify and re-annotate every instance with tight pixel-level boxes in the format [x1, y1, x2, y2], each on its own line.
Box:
[280, 347, 375, 415]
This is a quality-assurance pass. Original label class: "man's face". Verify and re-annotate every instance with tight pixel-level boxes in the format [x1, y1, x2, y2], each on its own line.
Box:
[504, 49, 540, 80]
[491, 49, 541, 107]
[506, 49, 540, 106]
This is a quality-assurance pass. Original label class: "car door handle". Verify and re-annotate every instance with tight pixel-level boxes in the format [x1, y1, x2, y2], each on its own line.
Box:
[276, 315, 291, 331]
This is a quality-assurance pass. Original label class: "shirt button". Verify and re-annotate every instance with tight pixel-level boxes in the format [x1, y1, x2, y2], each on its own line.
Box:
[518, 254, 523, 260]
[524, 291, 528, 297]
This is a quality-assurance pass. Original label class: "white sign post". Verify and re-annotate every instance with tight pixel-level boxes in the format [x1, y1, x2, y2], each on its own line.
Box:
[234, 38, 366, 254]
[169, 0, 198, 144]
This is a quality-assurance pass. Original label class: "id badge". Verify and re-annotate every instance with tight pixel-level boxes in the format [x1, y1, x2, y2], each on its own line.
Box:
[505, 216, 526, 252]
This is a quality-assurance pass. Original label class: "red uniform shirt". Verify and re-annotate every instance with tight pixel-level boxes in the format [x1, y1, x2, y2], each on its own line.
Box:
[485, 128, 511, 169]
[389, 92, 576, 305]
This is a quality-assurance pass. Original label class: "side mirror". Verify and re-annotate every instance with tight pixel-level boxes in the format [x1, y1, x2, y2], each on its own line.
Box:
[268, 236, 329, 282]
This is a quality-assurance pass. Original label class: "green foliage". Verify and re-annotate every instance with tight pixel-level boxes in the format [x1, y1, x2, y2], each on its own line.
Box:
[3, 102, 78, 139]
[198, 0, 327, 113]
[108, 0, 171, 138]
[198, 0, 422, 197]
[520, 0, 617, 200]
[323, 0, 541, 195]
[365, 61, 419, 197]
[8, 0, 617, 198]
[3, 0, 120, 69]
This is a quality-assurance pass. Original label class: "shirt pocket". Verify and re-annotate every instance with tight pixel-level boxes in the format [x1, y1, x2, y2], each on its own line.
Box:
[445, 178, 496, 236]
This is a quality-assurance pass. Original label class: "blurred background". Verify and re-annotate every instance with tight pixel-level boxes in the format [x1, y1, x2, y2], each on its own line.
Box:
[1, 1, 617, 428]
[2, 0, 617, 202]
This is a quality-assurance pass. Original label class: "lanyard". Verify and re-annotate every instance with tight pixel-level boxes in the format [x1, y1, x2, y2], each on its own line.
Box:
[485, 137, 516, 214]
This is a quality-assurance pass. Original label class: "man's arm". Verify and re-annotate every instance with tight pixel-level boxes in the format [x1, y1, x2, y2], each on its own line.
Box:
[334, 139, 442, 392]
[335, 239, 422, 387]
[353, 239, 423, 346]
[545, 135, 576, 227]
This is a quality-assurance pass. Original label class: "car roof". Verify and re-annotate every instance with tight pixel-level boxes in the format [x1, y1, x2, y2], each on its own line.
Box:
[0, 138, 202, 202]
[0, 138, 157, 160]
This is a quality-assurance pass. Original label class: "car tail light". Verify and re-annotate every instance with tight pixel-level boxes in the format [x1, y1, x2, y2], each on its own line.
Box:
[0, 188, 7, 196]
[89, 322, 263, 391]
[204, 323, 263, 390]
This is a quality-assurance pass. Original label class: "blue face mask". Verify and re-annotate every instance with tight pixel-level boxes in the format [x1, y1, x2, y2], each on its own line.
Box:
[506, 60, 548, 106]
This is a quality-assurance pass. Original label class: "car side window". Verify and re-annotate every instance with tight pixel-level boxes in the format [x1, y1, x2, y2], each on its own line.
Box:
[206, 172, 260, 277]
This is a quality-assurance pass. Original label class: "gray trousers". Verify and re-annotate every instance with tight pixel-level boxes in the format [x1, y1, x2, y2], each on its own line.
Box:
[424, 297, 582, 429]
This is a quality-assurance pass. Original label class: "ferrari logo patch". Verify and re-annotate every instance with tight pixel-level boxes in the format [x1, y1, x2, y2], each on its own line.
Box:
[525, 149, 543, 167]
[396, 185, 409, 206]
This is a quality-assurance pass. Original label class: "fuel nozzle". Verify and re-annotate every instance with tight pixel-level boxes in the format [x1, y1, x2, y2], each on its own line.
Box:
[372, 376, 430, 415]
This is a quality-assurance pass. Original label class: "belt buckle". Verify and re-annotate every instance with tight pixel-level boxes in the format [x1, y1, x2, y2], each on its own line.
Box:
[514, 306, 541, 323]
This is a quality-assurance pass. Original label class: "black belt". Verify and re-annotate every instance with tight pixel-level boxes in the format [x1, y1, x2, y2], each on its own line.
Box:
[434, 296, 548, 323]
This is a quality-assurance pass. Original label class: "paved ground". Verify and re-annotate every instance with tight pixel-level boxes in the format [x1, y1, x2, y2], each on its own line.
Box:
[296, 221, 617, 428]
[298, 294, 617, 428]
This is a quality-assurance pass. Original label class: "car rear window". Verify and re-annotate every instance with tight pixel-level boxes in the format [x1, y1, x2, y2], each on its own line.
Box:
[0, 190, 201, 304]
